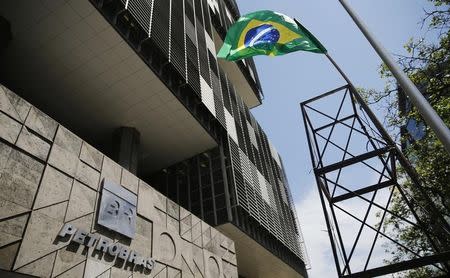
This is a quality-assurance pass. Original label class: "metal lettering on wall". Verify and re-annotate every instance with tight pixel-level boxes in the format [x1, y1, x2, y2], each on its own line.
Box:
[58, 223, 156, 271]
[98, 179, 137, 238]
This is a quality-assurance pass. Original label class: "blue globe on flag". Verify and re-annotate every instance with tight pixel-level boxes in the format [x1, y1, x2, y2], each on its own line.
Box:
[244, 24, 280, 50]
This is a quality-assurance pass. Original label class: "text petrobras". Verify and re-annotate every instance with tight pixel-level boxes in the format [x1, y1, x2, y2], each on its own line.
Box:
[58, 223, 156, 270]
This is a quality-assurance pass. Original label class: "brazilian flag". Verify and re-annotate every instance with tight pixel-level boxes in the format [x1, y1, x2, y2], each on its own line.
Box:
[217, 10, 327, 61]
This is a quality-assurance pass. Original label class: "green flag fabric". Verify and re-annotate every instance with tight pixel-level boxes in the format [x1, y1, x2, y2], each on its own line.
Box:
[217, 10, 327, 61]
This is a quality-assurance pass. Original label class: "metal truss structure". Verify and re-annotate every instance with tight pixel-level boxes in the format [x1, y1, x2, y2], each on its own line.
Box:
[301, 85, 450, 277]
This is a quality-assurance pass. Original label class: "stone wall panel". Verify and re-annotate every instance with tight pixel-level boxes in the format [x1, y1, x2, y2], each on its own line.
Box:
[0, 85, 31, 123]
[75, 161, 100, 191]
[14, 202, 68, 269]
[65, 181, 96, 222]
[16, 127, 51, 160]
[121, 169, 138, 194]
[191, 215, 203, 248]
[191, 244, 206, 277]
[48, 144, 80, 177]
[0, 142, 45, 210]
[34, 165, 73, 210]
[223, 261, 238, 278]
[0, 214, 28, 248]
[166, 199, 180, 221]
[54, 126, 82, 156]
[53, 245, 88, 277]
[16, 251, 56, 278]
[204, 250, 223, 278]
[97, 269, 111, 278]
[110, 266, 132, 278]
[180, 208, 192, 243]
[56, 262, 86, 278]
[0, 112, 22, 144]
[24, 107, 58, 142]
[100, 157, 122, 185]
[137, 181, 166, 222]
[149, 263, 167, 278]
[0, 242, 21, 270]
[84, 257, 113, 278]
[0, 199, 30, 221]
[167, 266, 181, 278]
[128, 217, 152, 259]
[79, 142, 103, 172]
[167, 216, 179, 235]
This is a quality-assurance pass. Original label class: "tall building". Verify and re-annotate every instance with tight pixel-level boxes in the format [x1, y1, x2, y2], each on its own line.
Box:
[0, 0, 308, 277]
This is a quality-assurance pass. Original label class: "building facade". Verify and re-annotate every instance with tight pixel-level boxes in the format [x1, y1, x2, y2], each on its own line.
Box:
[0, 0, 307, 277]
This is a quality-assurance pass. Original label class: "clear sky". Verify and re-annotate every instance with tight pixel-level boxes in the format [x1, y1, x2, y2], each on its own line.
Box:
[236, 0, 436, 277]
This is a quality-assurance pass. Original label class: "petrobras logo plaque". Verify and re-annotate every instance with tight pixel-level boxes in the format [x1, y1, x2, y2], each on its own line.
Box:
[57, 179, 155, 271]
[98, 179, 137, 238]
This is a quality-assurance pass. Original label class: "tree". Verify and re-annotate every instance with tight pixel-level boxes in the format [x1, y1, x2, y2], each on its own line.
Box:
[361, 1, 450, 276]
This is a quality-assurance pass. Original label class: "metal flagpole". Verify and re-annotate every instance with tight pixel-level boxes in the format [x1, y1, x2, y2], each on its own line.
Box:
[325, 53, 355, 89]
[337, 0, 450, 155]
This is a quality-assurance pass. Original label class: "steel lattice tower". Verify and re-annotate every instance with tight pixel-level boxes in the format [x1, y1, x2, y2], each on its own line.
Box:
[301, 85, 450, 277]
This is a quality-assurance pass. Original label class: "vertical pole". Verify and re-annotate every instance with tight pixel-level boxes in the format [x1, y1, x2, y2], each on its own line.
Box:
[325, 53, 356, 89]
[337, 0, 450, 155]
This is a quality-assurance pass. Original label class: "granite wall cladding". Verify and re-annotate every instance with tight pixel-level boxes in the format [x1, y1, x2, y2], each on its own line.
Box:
[0, 84, 238, 278]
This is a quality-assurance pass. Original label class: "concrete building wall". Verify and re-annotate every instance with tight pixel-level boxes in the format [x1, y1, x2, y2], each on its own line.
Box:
[0, 84, 238, 278]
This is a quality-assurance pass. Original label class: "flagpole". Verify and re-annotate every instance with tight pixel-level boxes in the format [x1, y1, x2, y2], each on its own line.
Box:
[324, 53, 355, 89]
[337, 0, 450, 155]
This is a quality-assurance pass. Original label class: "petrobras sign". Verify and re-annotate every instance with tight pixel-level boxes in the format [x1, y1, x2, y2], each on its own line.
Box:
[58, 223, 156, 270]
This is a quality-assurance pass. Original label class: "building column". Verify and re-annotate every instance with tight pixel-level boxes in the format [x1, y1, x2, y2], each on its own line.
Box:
[113, 127, 140, 175]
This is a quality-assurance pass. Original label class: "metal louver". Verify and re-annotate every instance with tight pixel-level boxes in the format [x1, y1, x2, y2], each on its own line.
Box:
[151, 0, 170, 56]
